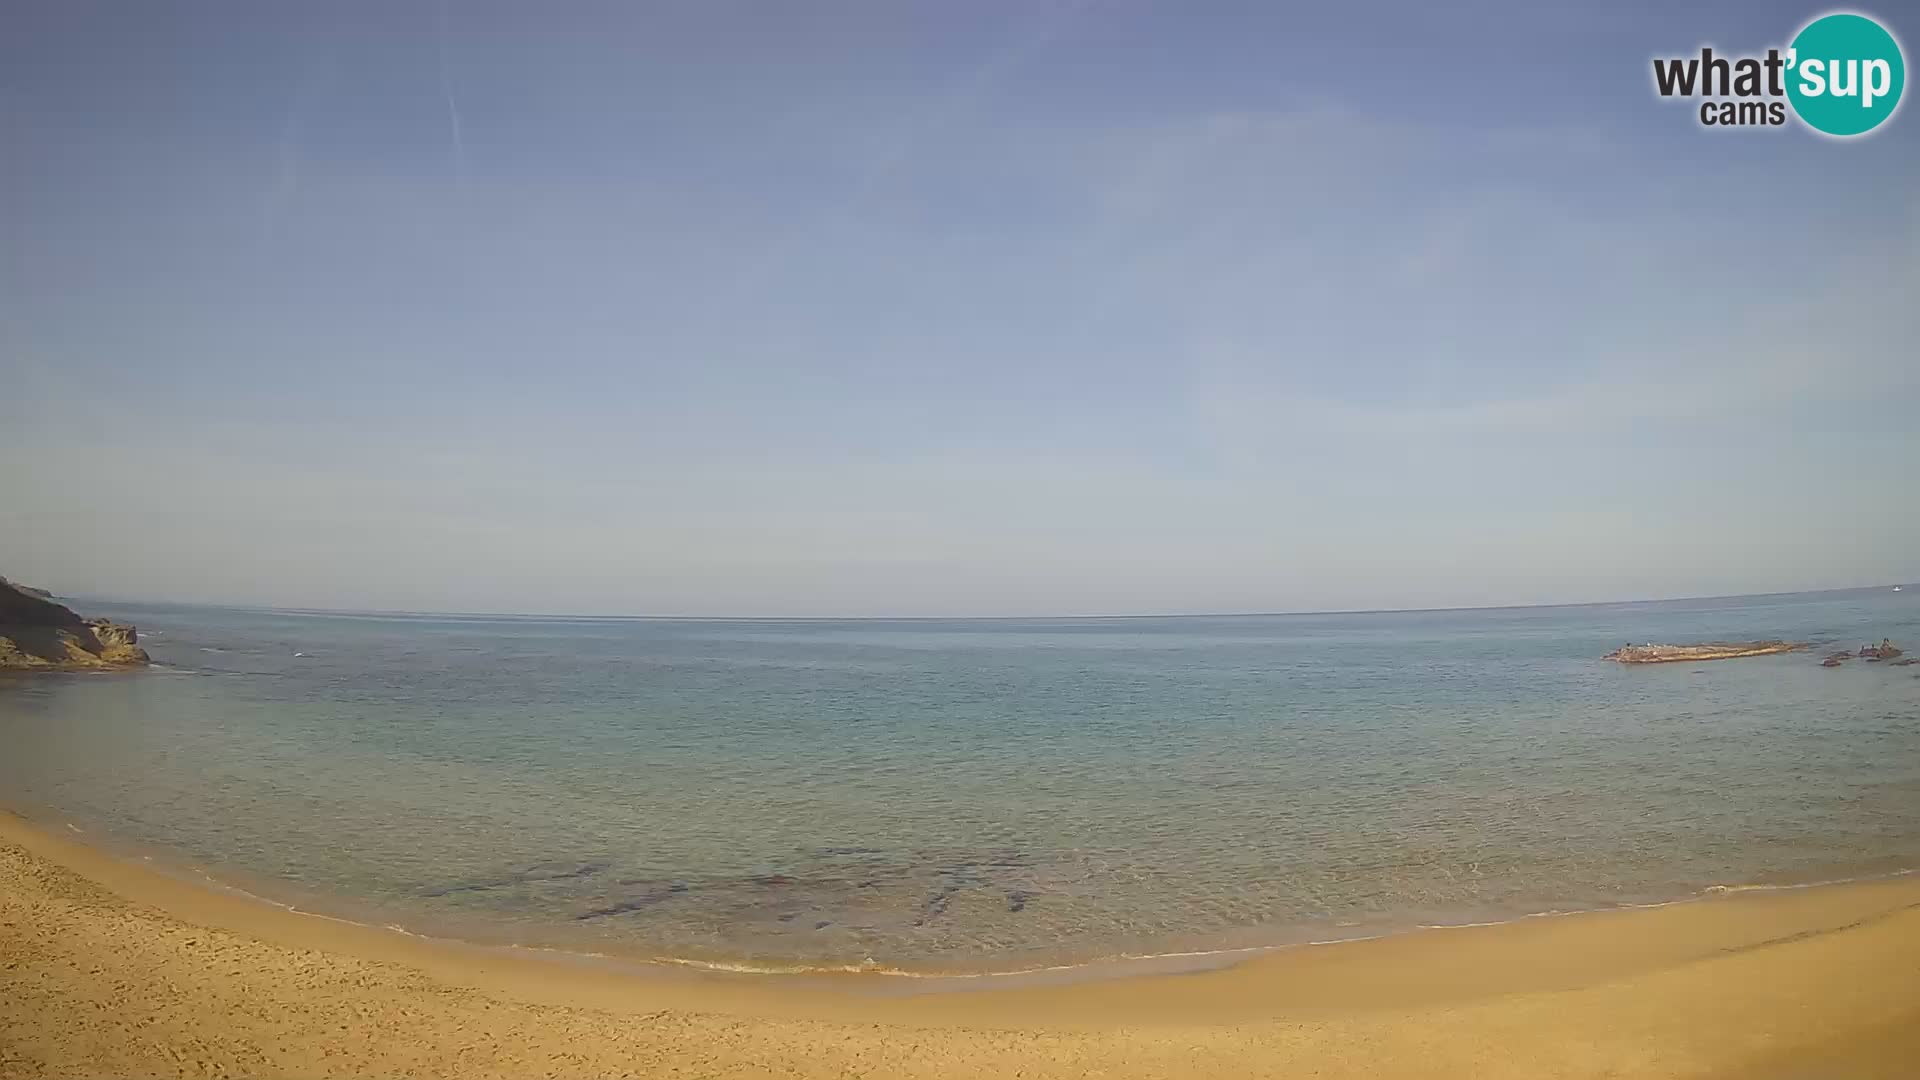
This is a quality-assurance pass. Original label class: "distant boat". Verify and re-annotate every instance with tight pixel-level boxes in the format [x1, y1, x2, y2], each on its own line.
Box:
[1897, 586, 1905, 592]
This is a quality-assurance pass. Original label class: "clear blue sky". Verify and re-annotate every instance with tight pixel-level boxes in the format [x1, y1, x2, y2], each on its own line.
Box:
[4, 1, 1916, 615]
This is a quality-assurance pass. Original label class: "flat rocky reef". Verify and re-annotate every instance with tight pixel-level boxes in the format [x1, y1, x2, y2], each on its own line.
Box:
[1604, 638, 1912, 668]
[1603, 641, 1805, 663]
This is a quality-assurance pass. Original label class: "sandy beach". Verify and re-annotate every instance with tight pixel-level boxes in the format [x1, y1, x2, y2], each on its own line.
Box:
[2, 812, 1917, 1078]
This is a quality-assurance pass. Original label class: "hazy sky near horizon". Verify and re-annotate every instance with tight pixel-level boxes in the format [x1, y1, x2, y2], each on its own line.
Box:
[4, 1, 1917, 616]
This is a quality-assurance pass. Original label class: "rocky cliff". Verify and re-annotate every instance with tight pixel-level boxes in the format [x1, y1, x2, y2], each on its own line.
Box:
[0, 578, 149, 670]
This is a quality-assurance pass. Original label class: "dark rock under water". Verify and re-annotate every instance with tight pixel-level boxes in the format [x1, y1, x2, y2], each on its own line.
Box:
[424, 861, 610, 898]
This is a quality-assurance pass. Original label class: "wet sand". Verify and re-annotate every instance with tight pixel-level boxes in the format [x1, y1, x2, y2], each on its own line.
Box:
[3, 810, 1919, 1079]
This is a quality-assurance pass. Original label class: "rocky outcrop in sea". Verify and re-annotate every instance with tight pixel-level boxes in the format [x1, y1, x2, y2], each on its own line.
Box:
[1603, 641, 1804, 663]
[0, 577, 149, 671]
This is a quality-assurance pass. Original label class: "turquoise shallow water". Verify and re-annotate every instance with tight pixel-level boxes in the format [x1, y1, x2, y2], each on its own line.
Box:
[3, 589, 1918, 974]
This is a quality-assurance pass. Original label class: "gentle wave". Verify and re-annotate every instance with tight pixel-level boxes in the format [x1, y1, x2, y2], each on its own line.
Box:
[92, 826, 1914, 986]
[496, 866, 1920, 982]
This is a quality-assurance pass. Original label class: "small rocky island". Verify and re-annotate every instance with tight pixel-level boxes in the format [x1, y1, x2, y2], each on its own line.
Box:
[0, 577, 149, 671]
[1826, 640, 1908, 666]
[1603, 641, 1805, 664]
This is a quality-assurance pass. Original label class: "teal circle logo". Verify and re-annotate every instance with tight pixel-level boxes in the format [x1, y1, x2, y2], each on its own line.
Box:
[1786, 13, 1905, 136]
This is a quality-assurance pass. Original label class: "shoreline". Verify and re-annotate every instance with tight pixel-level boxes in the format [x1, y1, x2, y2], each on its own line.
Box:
[16, 802, 1918, 988]
[6, 810, 1920, 1076]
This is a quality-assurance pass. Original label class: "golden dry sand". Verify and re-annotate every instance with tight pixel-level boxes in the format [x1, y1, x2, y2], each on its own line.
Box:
[3, 810, 1918, 1079]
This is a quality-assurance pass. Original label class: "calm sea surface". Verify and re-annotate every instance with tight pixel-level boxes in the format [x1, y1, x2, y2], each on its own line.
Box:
[4, 590, 1918, 974]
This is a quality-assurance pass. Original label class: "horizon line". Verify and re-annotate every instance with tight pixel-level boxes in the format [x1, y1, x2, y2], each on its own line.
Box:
[58, 581, 1915, 623]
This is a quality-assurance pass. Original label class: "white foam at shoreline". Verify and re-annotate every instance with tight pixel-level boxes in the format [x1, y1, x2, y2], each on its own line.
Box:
[40, 819, 1920, 987]
[596, 866, 1920, 982]
[191, 870, 1920, 983]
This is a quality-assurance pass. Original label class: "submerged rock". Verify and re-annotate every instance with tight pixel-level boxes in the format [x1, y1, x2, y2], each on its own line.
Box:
[0, 578, 148, 671]
[424, 860, 612, 897]
[574, 886, 686, 921]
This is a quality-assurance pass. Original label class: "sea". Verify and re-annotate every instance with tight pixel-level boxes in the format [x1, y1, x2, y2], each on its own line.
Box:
[3, 588, 1917, 978]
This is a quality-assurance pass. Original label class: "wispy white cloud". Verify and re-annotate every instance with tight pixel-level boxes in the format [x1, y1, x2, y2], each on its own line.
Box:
[436, 0, 467, 192]
[8, 5, 1918, 613]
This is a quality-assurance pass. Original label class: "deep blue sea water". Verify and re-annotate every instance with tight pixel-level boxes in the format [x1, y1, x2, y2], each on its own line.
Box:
[3, 589, 1918, 974]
